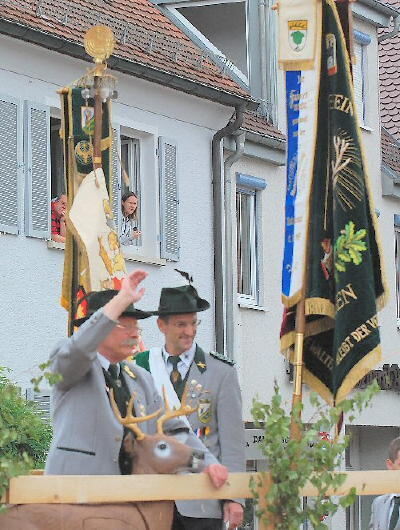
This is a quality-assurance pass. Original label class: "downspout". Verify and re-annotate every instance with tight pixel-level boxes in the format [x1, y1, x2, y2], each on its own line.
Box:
[224, 131, 246, 357]
[212, 104, 246, 355]
[259, 0, 268, 118]
[378, 15, 400, 42]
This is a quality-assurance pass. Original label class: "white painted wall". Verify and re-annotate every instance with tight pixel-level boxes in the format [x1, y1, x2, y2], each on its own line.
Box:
[0, 34, 233, 389]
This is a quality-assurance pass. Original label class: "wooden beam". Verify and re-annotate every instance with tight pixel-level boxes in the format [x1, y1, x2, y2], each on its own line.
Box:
[7, 473, 253, 504]
[6, 470, 400, 505]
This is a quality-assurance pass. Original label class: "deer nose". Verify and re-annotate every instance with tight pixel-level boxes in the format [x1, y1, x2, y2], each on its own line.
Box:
[189, 449, 205, 472]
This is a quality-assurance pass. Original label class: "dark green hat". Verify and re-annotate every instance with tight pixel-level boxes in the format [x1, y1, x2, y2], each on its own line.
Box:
[152, 285, 210, 316]
[74, 290, 152, 327]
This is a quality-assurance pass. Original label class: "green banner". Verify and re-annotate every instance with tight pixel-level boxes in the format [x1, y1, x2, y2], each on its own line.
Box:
[281, 0, 386, 404]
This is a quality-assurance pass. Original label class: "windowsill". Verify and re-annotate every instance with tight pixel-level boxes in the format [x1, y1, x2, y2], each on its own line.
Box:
[238, 297, 267, 311]
[123, 251, 166, 267]
[47, 240, 166, 267]
[360, 124, 373, 132]
[47, 240, 65, 250]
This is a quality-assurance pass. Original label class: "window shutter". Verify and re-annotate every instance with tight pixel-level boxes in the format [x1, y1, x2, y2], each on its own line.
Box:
[24, 101, 50, 238]
[353, 42, 364, 125]
[0, 94, 22, 234]
[26, 388, 51, 421]
[159, 137, 179, 261]
[111, 125, 122, 229]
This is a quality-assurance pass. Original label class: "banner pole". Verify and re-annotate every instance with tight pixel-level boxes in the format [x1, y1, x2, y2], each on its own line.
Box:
[93, 75, 103, 171]
[290, 296, 306, 440]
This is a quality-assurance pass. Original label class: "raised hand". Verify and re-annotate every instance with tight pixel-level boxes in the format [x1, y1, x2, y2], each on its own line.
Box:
[103, 269, 148, 321]
[120, 269, 148, 304]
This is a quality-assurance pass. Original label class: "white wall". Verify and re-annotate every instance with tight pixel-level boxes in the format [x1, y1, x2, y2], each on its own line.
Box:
[0, 33, 233, 389]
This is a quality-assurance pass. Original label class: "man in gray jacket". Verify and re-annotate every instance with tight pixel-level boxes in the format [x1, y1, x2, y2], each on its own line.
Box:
[45, 269, 228, 491]
[135, 281, 246, 529]
[369, 436, 400, 530]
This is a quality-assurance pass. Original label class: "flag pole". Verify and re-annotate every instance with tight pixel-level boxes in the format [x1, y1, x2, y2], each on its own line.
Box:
[93, 75, 103, 172]
[290, 297, 306, 440]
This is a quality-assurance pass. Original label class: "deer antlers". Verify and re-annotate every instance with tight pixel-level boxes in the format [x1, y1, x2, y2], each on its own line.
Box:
[156, 385, 199, 434]
[109, 389, 162, 440]
[110, 381, 203, 438]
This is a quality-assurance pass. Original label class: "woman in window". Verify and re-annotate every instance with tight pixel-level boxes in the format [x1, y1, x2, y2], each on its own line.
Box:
[120, 191, 141, 245]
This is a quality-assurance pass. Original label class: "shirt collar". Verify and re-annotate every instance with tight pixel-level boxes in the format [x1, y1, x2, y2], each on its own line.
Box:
[97, 353, 120, 375]
[162, 342, 197, 369]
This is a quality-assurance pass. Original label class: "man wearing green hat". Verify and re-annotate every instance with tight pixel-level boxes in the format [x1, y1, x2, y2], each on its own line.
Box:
[135, 282, 245, 529]
[45, 269, 229, 490]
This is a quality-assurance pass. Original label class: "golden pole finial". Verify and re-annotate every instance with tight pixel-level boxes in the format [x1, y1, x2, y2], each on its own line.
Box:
[84, 25, 115, 70]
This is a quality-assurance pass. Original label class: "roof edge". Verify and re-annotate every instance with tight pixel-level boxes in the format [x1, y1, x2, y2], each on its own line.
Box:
[0, 18, 258, 111]
[358, 0, 400, 18]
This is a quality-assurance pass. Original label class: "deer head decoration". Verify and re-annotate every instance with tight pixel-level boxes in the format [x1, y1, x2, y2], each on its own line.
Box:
[1, 381, 205, 530]
[109, 381, 205, 474]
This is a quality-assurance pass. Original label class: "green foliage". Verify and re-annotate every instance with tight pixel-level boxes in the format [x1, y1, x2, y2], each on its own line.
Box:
[250, 381, 379, 529]
[334, 221, 367, 273]
[30, 360, 63, 393]
[0, 367, 52, 510]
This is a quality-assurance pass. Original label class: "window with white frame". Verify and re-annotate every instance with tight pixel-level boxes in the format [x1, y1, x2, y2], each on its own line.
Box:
[113, 124, 179, 261]
[119, 134, 142, 247]
[236, 173, 266, 305]
[353, 30, 371, 127]
[395, 215, 400, 328]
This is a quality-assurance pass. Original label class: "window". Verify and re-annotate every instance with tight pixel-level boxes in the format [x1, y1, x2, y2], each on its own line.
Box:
[353, 30, 371, 127]
[113, 124, 178, 261]
[121, 135, 140, 197]
[120, 134, 142, 247]
[50, 116, 64, 199]
[237, 189, 257, 299]
[0, 92, 178, 262]
[395, 215, 400, 328]
[236, 173, 266, 305]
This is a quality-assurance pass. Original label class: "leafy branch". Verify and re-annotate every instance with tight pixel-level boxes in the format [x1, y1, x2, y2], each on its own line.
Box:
[0, 367, 53, 511]
[334, 221, 367, 273]
[250, 380, 379, 529]
[30, 360, 63, 393]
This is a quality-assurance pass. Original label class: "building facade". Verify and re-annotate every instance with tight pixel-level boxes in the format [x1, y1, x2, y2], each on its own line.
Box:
[0, 0, 399, 528]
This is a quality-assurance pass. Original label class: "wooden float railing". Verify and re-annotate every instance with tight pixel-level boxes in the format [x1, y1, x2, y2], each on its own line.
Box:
[4, 470, 400, 529]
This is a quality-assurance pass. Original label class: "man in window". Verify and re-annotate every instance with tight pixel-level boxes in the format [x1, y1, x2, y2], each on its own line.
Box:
[369, 436, 400, 529]
[51, 194, 67, 243]
[135, 279, 245, 529]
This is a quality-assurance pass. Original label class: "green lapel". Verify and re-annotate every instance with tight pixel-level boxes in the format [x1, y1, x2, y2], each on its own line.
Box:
[134, 350, 150, 372]
[193, 345, 207, 373]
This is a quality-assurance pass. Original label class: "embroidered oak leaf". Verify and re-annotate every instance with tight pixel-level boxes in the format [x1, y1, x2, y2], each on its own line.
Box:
[334, 221, 367, 273]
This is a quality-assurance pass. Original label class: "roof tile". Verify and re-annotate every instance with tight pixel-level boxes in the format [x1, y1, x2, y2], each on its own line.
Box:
[379, 0, 400, 139]
[0, 0, 284, 142]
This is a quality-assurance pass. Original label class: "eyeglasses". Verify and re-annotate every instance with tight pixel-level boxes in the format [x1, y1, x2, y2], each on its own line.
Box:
[115, 322, 142, 333]
[171, 320, 201, 330]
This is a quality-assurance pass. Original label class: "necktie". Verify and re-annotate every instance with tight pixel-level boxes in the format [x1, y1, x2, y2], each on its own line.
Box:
[104, 363, 129, 416]
[168, 356, 182, 390]
[390, 496, 400, 530]
[108, 363, 119, 380]
[103, 363, 133, 475]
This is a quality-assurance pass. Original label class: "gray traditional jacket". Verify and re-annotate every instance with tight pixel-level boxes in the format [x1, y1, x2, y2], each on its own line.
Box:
[369, 494, 400, 530]
[135, 346, 246, 519]
[45, 309, 218, 475]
